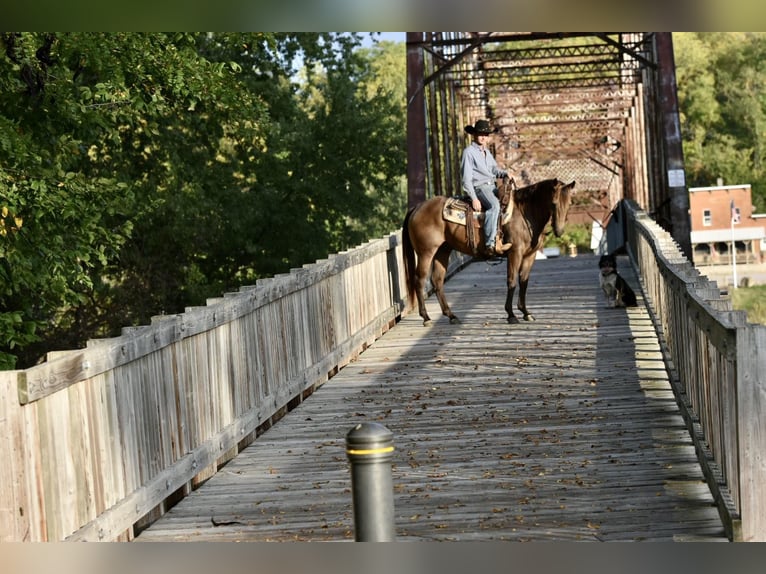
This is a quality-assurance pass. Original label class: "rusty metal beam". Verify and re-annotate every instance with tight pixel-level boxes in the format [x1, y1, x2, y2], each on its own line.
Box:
[655, 32, 691, 259]
[407, 32, 427, 209]
[427, 32, 624, 49]
[594, 32, 656, 69]
[421, 33, 491, 90]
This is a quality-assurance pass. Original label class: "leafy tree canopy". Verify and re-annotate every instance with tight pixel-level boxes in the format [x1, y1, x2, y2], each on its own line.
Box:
[0, 32, 405, 369]
[674, 32, 766, 212]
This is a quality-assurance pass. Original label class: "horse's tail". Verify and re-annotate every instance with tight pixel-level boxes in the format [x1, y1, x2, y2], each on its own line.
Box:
[401, 207, 417, 308]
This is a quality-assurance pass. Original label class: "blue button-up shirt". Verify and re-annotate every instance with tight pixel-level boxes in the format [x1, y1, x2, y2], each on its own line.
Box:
[461, 142, 507, 200]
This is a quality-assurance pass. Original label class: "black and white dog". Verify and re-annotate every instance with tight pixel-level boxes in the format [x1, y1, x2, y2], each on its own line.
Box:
[598, 254, 637, 308]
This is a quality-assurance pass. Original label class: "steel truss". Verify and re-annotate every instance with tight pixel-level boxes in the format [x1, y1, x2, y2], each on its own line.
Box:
[408, 32, 690, 257]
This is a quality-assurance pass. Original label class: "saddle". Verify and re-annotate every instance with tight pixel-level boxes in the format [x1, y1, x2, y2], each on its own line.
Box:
[443, 197, 482, 252]
[442, 183, 514, 255]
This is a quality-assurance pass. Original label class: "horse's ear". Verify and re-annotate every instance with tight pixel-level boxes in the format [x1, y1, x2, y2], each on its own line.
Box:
[567, 180, 576, 192]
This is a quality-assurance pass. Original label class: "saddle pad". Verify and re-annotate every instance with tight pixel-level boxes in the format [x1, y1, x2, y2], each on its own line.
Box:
[443, 197, 481, 226]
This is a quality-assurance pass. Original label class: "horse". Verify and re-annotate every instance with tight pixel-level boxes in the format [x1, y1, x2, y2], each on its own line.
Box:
[402, 178, 575, 325]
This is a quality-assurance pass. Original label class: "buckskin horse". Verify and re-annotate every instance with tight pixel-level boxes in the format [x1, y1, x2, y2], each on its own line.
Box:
[402, 178, 575, 325]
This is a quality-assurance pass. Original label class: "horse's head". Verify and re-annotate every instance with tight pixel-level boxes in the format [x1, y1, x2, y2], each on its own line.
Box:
[551, 180, 575, 237]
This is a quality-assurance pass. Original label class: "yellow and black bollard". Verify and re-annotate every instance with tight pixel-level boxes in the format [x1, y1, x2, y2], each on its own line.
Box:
[346, 422, 395, 541]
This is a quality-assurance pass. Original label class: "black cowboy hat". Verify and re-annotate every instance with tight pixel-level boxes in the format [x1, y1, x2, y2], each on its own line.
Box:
[464, 119, 498, 135]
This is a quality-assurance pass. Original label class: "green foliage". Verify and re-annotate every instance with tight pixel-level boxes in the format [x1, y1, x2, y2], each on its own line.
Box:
[0, 32, 406, 369]
[290, 40, 406, 255]
[544, 223, 592, 253]
[674, 33, 766, 212]
[730, 284, 766, 325]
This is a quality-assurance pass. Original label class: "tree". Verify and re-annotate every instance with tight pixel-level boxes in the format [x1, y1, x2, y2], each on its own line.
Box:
[288, 39, 406, 256]
[674, 32, 766, 212]
[1, 32, 407, 369]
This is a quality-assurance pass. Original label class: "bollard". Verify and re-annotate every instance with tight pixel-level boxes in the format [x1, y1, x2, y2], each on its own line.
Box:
[346, 422, 396, 541]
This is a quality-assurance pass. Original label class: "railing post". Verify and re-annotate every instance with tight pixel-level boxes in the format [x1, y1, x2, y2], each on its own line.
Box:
[346, 422, 396, 541]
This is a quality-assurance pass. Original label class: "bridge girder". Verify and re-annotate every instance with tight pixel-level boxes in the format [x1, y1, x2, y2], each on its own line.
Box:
[416, 33, 648, 196]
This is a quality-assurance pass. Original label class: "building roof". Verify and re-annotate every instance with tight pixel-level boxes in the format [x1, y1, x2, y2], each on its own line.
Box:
[689, 184, 751, 192]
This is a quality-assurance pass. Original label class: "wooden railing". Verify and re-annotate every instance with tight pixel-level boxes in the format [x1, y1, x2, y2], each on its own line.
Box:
[0, 232, 473, 542]
[613, 200, 766, 542]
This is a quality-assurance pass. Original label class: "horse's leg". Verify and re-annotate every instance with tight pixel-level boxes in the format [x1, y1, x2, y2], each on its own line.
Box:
[414, 247, 438, 326]
[517, 255, 537, 322]
[431, 244, 459, 324]
[504, 251, 521, 324]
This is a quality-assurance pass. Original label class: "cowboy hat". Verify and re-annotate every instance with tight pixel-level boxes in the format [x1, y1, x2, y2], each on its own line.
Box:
[464, 119, 498, 135]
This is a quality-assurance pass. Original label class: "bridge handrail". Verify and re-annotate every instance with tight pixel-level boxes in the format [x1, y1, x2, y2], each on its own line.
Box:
[618, 199, 766, 542]
[0, 231, 465, 541]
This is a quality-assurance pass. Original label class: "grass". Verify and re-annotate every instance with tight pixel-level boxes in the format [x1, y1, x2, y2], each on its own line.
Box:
[730, 284, 766, 325]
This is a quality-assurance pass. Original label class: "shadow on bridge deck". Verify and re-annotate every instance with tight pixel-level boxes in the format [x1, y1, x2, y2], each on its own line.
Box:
[136, 254, 727, 542]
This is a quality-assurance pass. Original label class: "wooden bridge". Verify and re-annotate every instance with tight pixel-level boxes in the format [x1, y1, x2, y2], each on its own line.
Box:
[135, 253, 725, 542]
[1, 200, 763, 542]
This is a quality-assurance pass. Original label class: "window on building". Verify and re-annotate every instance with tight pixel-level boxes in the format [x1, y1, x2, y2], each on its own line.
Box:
[702, 209, 712, 226]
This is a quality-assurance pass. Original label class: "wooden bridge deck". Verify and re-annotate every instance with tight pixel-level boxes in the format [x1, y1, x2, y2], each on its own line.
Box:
[136, 254, 727, 542]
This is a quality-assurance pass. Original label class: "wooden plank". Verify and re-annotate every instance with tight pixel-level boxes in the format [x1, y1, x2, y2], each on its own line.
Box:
[86, 374, 118, 521]
[38, 389, 74, 540]
[67, 381, 96, 533]
[115, 362, 141, 506]
[20, 392, 45, 540]
[736, 323, 766, 541]
[0, 373, 30, 540]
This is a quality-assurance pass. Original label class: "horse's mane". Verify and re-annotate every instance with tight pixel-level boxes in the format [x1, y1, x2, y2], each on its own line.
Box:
[513, 178, 559, 203]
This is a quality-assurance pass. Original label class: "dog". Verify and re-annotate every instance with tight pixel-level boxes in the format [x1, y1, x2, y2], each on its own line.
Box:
[598, 254, 637, 308]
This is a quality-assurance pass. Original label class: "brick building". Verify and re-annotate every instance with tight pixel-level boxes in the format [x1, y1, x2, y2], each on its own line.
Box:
[689, 184, 765, 265]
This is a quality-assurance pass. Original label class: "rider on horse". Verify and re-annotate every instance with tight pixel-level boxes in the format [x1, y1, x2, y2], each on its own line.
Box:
[461, 119, 513, 256]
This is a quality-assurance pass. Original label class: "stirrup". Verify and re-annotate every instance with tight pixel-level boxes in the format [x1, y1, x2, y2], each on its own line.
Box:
[495, 240, 512, 254]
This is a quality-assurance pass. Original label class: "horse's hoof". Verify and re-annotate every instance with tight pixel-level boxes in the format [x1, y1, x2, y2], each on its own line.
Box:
[449, 316, 461, 325]
[523, 314, 535, 322]
[507, 316, 519, 324]
[423, 319, 432, 327]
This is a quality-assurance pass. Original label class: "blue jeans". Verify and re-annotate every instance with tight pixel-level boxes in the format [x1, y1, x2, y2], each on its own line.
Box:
[475, 184, 500, 248]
